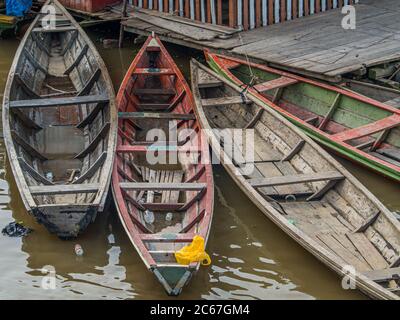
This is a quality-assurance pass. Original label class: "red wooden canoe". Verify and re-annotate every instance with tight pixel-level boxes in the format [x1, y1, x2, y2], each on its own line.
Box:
[112, 35, 214, 295]
[206, 52, 400, 182]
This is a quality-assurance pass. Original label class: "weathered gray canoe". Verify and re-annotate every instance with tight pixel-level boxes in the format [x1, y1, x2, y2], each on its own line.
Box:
[2, 0, 117, 238]
[191, 59, 400, 300]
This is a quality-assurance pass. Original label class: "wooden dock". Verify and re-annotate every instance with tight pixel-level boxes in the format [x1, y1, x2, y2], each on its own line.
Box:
[119, 0, 400, 82]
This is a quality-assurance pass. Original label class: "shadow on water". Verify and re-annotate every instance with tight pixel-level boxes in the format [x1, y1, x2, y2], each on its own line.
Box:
[0, 25, 397, 299]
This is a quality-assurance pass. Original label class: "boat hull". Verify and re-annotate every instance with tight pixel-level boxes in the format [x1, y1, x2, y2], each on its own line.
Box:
[206, 54, 400, 183]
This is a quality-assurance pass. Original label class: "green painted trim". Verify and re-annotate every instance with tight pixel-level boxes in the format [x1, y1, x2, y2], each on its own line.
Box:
[207, 56, 400, 182]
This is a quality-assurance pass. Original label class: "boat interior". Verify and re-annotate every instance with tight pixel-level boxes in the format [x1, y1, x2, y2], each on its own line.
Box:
[228, 63, 400, 169]
[8, 11, 112, 207]
[194, 63, 400, 296]
[115, 39, 211, 280]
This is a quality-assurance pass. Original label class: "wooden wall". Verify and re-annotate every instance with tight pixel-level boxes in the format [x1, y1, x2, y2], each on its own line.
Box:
[131, 0, 360, 30]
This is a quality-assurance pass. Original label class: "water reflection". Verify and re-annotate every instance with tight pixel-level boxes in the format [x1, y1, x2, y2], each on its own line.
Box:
[0, 26, 397, 300]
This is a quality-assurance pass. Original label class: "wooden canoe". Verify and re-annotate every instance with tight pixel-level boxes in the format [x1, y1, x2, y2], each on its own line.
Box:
[2, 0, 117, 238]
[112, 35, 214, 296]
[206, 52, 400, 183]
[191, 60, 400, 300]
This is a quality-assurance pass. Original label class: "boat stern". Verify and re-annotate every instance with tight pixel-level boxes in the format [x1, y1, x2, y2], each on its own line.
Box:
[31, 204, 98, 239]
[152, 266, 194, 296]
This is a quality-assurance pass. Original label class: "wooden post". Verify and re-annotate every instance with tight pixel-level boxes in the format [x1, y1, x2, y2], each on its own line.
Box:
[304, 0, 310, 15]
[255, 0, 261, 27]
[292, 0, 297, 19]
[217, 0, 222, 25]
[316, 0, 320, 12]
[280, 0, 286, 22]
[118, 0, 128, 48]
[268, 0, 273, 24]
[195, 0, 201, 20]
[143, 0, 148, 8]
[185, 0, 190, 17]
[243, 0, 249, 30]
[228, 0, 237, 28]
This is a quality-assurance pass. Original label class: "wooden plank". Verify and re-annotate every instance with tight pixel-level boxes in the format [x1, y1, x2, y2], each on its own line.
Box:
[245, 108, 263, 128]
[306, 179, 339, 201]
[18, 157, 54, 185]
[118, 112, 196, 120]
[10, 94, 109, 109]
[30, 183, 99, 195]
[316, 232, 371, 272]
[363, 267, 400, 283]
[217, 0, 222, 25]
[377, 148, 400, 162]
[281, 140, 305, 161]
[318, 93, 341, 130]
[166, 89, 186, 111]
[229, 0, 237, 27]
[77, 68, 101, 96]
[76, 100, 107, 128]
[64, 44, 89, 75]
[201, 95, 251, 107]
[332, 115, 400, 142]
[11, 108, 42, 130]
[117, 145, 200, 153]
[370, 129, 391, 152]
[346, 233, 388, 270]
[132, 88, 175, 95]
[23, 48, 47, 74]
[248, 171, 344, 188]
[137, 103, 170, 110]
[243, 0, 249, 30]
[132, 68, 175, 75]
[141, 232, 195, 242]
[32, 26, 77, 33]
[60, 30, 78, 55]
[11, 130, 47, 161]
[73, 152, 107, 184]
[180, 209, 206, 233]
[120, 182, 207, 191]
[354, 211, 381, 233]
[253, 76, 298, 92]
[14, 73, 40, 98]
[75, 123, 110, 158]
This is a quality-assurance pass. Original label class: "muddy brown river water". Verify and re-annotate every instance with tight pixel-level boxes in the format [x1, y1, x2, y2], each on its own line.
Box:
[0, 27, 399, 300]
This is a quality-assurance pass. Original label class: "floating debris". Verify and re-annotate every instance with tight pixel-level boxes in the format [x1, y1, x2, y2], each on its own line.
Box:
[2, 221, 32, 237]
[74, 244, 84, 256]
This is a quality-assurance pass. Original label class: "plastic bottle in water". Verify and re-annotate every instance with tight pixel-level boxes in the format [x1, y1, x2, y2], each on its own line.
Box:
[144, 210, 155, 224]
[165, 212, 173, 222]
[46, 172, 53, 182]
[74, 244, 84, 256]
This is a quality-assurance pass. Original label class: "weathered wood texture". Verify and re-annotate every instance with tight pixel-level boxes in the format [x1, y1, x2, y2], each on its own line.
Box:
[122, 0, 400, 82]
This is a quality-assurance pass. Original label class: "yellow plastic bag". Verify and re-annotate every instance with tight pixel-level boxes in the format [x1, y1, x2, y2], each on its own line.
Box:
[175, 235, 211, 266]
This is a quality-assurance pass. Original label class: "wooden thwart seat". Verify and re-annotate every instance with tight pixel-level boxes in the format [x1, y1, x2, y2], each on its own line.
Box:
[332, 114, 400, 142]
[10, 94, 109, 109]
[248, 171, 344, 188]
[253, 76, 298, 93]
[140, 233, 196, 242]
[32, 26, 77, 33]
[117, 145, 201, 153]
[201, 95, 251, 107]
[118, 112, 195, 120]
[133, 68, 175, 76]
[363, 267, 400, 283]
[132, 88, 175, 96]
[120, 182, 206, 191]
[30, 183, 99, 195]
